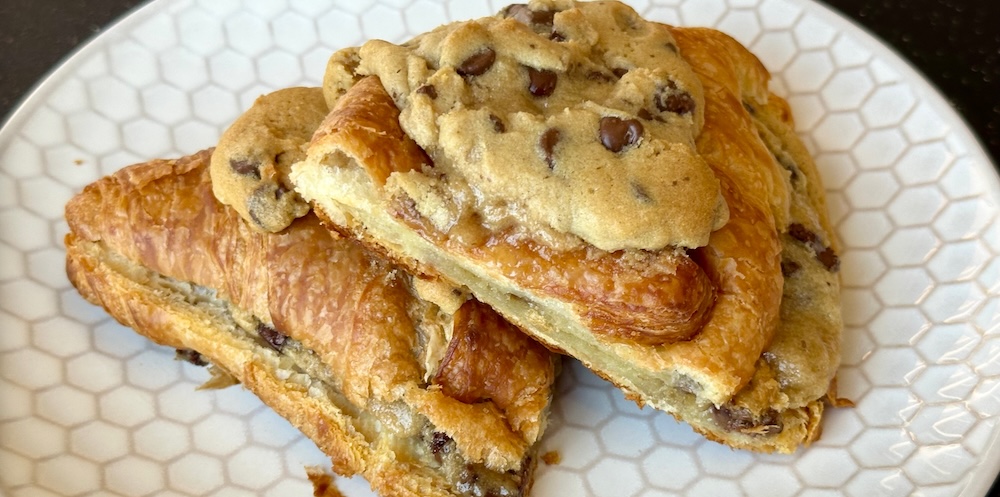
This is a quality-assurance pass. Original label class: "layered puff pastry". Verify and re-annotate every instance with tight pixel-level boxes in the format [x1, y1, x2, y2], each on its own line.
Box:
[64, 149, 558, 497]
[291, 0, 844, 453]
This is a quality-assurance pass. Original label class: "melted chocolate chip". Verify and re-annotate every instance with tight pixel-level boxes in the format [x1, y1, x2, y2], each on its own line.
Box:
[416, 84, 437, 99]
[788, 223, 818, 245]
[457, 48, 496, 77]
[780, 260, 801, 277]
[504, 4, 555, 27]
[599, 116, 644, 153]
[229, 158, 261, 180]
[257, 323, 287, 352]
[655, 90, 695, 115]
[788, 223, 840, 272]
[175, 349, 207, 367]
[430, 432, 451, 454]
[503, 3, 532, 22]
[816, 247, 841, 272]
[247, 183, 291, 230]
[526, 67, 558, 96]
[489, 113, 506, 133]
[539, 128, 560, 170]
[429, 431, 452, 463]
[711, 405, 783, 435]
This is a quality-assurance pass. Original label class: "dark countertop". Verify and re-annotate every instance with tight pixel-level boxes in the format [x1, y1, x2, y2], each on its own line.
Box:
[0, 1, 998, 495]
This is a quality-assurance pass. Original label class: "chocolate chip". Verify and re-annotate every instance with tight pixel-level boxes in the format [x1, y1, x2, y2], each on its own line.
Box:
[504, 4, 555, 27]
[504, 4, 532, 23]
[457, 48, 496, 77]
[430, 432, 451, 454]
[599, 116, 644, 153]
[816, 247, 840, 272]
[788, 223, 839, 272]
[229, 158, 261, 180]
[247, 183, 292, 230]
[539, 128, 560, 169]
[711, 405, 783, 435]
[533, 9, 556, 26]
[416, 84, 437, 99]
[787, 223, 818, 245]
[257, 323, 287, 352]
[526, 67, 557, 96]
[655, 90, 695, 115]
[780, 260, 801, 277]
[175, 349, 207, 367]
[489, 113, 506, 133]
[429, 431, 452, 463]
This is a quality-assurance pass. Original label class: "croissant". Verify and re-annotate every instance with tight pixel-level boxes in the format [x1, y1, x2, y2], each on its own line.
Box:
[291, 1, 843, 453]
[65, 149, 558, 496]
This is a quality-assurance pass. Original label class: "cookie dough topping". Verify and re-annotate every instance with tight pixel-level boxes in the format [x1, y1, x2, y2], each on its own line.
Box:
[328, 0, 728, 251]
[211, 87, 328, 233]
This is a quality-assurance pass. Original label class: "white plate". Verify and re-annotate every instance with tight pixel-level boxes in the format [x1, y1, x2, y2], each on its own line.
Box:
[1, 0, 999, 496]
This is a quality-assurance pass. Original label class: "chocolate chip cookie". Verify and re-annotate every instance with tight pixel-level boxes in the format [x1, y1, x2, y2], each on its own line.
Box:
[210, 87, 328, 232]
[321, 0, 727, 251]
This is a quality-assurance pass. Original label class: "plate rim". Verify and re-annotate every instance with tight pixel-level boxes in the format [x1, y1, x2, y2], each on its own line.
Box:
[0, 0, 998, 496]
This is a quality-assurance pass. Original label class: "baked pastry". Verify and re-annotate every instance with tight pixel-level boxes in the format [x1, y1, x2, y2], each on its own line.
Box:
[291, 0, 843, 453]
[64, 149, 558, 497]
[210, 87, 327, 232]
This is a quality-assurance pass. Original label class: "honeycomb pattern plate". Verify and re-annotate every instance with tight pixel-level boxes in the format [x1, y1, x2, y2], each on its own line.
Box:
[1, 0, 999, 496]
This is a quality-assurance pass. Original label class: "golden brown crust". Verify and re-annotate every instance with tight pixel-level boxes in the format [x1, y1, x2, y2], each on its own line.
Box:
[291, 7, 843, 453]
[659, 25, 786, 398]
[313, 76, 431, 188]
[65, 150, 556, 494]
[666, 26, 843, 452]
[433, 299, 555, 444]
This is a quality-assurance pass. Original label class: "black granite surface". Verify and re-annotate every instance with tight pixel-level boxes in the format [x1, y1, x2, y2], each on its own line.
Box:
[821, 0, 999, 168]
[0, 0, 998, 495]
